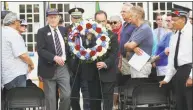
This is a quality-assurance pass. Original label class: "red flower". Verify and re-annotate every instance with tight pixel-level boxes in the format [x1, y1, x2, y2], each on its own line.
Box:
[86, 23, 92, 29]
[174, 10, 180, 16]
[75, 45, 80, 50]
[80, 50, 87, 56]
[96, 27, 102, 33]
[96, 46, 102, 52]
[77, 25, 83, 31]
[100, 36, 106, 41]
[90, 50, 96, 56]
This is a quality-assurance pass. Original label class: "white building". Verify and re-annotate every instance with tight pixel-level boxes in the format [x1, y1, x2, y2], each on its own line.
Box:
[1, 1, 192, 85]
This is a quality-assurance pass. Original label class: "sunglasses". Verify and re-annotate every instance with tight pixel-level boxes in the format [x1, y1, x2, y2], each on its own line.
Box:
[189, 17, 193, 20]
[109, 21, 118, 25]
[20, 25, 27, 27]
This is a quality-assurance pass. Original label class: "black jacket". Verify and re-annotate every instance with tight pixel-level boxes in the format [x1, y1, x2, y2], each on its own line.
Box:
[80, 30, 119, 82]
[36, 25, 70, 79]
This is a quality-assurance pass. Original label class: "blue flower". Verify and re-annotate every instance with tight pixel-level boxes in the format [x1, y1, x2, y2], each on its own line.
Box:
[85, 29, 89, 34]
[77, 52, 81, 58]
[85, 53, 90, 60]
[92, 24, 97, 30]
[70, 46, 74, 51]
[97, 34, 101, 39]
[101, 42, 106, 47]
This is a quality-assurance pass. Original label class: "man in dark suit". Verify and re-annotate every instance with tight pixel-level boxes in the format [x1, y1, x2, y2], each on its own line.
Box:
[36, 8, 71, 110]
[67, 7, 91, 110]
[80, 10, 118, 110]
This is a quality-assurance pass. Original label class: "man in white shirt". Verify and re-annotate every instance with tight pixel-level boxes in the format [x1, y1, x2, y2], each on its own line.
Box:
[159, 8, 192, 110]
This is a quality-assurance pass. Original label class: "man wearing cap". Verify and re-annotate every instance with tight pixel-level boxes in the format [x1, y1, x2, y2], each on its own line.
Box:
[67, 7, 91, 110]
[19, 19, 27, 34]
[36, 8, 71, 110]
[2, 12, 34, 91]
[159, 8, 192, 110]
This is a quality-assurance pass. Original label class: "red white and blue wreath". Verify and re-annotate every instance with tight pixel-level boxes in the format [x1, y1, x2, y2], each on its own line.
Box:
[68, 19, 110, 61]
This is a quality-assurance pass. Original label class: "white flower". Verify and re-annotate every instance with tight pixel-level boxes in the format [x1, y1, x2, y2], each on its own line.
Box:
[101, 48, 107, 54]
[68, 42, 74, 46]
[86, 49, 91, 53]
[96, 39, 102, 45]
[47, 32, 51, 36]
[73, 49, 78, 54]
[80, 56, 86, 60]
[105, 42, 109, 49]
[91, 56, 97, 61]
[80, 30, 85, 35]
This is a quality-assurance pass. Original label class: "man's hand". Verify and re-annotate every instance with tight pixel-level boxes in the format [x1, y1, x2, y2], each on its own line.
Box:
[118, 56, 122, 72]
[54, 56, 65, 66]
[186, 78, 193, 87]
[152, 62, 156, 68]
[159, 80, 168, 87]
[164, 47, 169, 56]
[133, 47, 143, 56]
[28, 65, 34, 73]
[96, 62, 107, 70]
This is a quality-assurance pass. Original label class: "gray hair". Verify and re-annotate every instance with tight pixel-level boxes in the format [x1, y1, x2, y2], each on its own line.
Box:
[123, 2, 133, 11]
[110, 15, 122, 22]
[3, 12, 20, 26]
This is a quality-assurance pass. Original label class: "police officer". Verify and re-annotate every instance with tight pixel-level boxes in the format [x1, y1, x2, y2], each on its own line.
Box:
[67, 7, 90, 110]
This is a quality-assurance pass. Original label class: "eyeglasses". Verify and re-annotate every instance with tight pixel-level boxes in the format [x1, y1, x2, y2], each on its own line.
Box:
[110, 21, 118, 25]
[156, 18, 162, 21]
[189, 17, 193, 20]
[166, 20, 171, 23]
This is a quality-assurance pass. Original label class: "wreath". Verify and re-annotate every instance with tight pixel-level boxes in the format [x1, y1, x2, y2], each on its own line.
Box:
[68, 19, 110, 61]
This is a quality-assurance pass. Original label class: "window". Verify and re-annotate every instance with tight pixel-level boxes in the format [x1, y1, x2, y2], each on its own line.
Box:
[19, 4, 41, 52]
[131, 2, 143, 7]
[152, 2, 173, 29]
[49, 2, 70, 26]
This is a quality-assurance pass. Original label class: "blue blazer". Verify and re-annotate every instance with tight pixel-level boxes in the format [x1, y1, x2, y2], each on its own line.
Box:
[156, 32, 173, 66]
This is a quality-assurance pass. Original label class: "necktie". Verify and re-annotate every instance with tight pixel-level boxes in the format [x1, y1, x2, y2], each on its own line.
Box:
[174, 31, 182, 70]
[54, 29, 63, 56]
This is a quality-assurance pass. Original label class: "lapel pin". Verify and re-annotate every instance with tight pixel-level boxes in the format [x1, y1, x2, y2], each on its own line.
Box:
[47, 32, 51, 36]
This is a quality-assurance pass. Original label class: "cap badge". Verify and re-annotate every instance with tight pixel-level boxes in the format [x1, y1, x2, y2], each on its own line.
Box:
[174, 10, 180, 16]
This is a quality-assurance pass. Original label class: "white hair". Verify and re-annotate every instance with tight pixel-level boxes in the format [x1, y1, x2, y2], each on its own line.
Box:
[123, 2, 133, 11]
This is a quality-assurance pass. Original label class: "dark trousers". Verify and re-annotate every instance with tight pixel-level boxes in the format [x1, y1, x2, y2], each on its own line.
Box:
[88, 78, 115, 110]
[173, 64, 192, 110]
[70, 74, 90, 110]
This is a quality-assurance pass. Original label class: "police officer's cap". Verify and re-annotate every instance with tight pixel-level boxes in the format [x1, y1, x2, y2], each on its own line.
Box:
[68, 7, 84, 19]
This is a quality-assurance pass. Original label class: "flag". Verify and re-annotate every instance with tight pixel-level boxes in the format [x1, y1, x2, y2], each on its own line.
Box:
[47, 1, 51, 9]
[4, 1, 9, 10]
[95, 1, 100, 13]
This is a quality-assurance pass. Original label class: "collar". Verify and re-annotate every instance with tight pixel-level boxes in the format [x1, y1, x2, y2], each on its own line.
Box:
[4, 26, 19, 34]
[49, 25, 59, 31]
